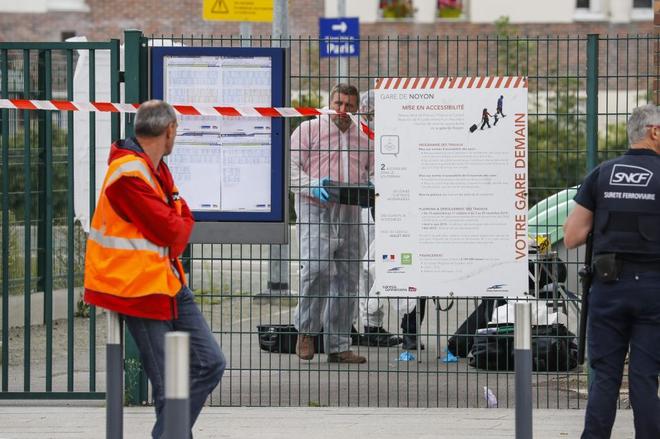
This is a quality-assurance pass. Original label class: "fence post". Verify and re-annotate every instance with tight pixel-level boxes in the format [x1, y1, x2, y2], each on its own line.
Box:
[164, 332, 190, 439]
[123, 29, 150, 406]
[514, 302, 533, 439]
[273, 0, 289, 47]
[124, 29, 148, 135]
[1, 48, 9, 390]
[239, 22, 253, 48]
[36, 49, 54, 391]
[586, 34, 599, 172]
[36, 51, 46, 296]
[106, 311, 123, 439]
[262, 6, 291, 299]
[585, 33, 600, 387]
[110, 38, 121, 142]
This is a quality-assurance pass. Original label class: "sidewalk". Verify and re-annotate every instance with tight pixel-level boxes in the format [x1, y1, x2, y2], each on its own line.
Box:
[0, 406, 634, 439]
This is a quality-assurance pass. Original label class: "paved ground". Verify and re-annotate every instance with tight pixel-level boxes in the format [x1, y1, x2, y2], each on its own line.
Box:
[2, 297, 592, 409]
[2, 236, 593, 409]
[0, 406, 636, 439]
[0, 237, 593, 408]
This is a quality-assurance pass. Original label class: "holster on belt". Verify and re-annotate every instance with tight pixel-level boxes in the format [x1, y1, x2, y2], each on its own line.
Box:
[592, 253, 622, 283]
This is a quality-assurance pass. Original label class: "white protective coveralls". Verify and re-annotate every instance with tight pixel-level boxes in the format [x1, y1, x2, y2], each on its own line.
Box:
[291, 114, 373, 354]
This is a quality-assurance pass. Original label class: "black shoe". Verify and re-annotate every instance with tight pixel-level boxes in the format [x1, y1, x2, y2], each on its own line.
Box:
[402, 335, 425, 351]
[359, 327, 402, 347]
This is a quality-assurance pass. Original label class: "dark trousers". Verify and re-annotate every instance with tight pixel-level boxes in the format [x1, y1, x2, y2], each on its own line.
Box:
[581, 270, 660, 439]
[124, 286, 226, 439]
[401, 298, 427, 335]
[480, 118, 490, 129]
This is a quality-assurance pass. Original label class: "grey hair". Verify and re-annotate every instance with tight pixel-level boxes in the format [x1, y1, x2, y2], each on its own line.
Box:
[359, 89, 374, 113]
[330, 83, 359, 100]
[627, 104, 660, 145]
[134, 100, 177, 137]
[359, 89, 375, 121]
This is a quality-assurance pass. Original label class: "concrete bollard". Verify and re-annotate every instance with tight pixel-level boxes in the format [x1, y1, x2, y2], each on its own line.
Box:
[106, 311, 123, 439]
[164, 332, 190, 439]
[514, 302, 533, 439]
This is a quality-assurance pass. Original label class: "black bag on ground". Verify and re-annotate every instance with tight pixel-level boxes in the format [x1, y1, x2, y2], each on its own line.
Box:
[467, 324, 515, 370]
[469, 124, 478, 133]
[467, 323, 578, 372]
[257, 324, 324, 354]
[447, 298, 507, 357]
[531, 324, 578, 372]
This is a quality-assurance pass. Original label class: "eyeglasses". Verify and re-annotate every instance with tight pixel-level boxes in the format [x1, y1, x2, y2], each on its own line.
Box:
[646, 125, 660, 128]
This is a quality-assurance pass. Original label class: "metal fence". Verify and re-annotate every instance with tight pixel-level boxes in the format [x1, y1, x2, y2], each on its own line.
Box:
[0, 40, 120, 399]
[0, 32, 657, 408]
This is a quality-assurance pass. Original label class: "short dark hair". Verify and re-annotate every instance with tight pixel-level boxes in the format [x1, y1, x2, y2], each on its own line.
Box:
[330, 83, 359, 100]
[134, 100, 177, 137]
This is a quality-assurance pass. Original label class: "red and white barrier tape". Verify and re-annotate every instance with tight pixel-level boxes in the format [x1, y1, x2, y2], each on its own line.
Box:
[0, 76, 527, 115]
[0, 76, 527, 138]
[0, 98, 375, 139]
[0, 98, 344, 118]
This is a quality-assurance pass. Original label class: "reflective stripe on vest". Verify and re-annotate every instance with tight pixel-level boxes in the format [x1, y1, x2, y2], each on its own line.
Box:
[107, 159, 155, 187]
[105, 159, 168, 203]
[88, 227, 168, 258]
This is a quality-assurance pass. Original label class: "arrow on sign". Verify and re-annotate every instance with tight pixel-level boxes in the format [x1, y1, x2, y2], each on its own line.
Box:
[331, 21, 347, 33]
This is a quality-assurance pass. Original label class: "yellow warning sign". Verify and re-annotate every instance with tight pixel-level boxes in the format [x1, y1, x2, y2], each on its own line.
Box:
[203, 0, 273, 22]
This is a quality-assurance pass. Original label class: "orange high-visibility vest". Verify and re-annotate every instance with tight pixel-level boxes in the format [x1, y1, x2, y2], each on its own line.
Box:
[84, 154, 186, 299]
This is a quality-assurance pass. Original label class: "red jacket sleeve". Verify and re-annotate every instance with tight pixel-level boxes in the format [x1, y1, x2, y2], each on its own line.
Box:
[170, 198, 193, 258]
[105, 176, 194, 258]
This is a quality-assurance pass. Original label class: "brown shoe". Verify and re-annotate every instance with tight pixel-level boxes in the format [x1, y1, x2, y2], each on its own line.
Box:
[296, 334, 314, 360]
[327, 351, 367, 364]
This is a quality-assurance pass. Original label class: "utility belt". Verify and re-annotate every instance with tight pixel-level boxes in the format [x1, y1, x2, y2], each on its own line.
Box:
[592, 253, 660, 283]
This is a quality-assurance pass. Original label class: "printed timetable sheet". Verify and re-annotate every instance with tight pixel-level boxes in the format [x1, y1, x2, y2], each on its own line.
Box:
[163, 56, 272, 213]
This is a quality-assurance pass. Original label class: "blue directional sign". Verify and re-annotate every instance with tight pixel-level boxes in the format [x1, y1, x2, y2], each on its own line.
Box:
[319, 17, 360, 57]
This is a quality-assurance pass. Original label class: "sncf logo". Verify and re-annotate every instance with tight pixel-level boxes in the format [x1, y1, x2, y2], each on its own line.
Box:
[609, 164, 653, 187]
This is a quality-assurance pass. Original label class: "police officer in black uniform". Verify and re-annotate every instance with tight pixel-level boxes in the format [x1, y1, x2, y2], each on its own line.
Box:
[564, 104, 660, 439]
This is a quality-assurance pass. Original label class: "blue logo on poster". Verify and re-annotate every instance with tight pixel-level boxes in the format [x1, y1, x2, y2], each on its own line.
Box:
[319, 17, 359, 57]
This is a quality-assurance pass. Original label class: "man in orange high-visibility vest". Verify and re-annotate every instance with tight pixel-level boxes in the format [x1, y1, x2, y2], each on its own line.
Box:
[84, 100, 225, 438]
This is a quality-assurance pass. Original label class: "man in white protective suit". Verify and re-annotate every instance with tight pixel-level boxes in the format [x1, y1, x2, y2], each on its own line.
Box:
[291, 83, 372, 363]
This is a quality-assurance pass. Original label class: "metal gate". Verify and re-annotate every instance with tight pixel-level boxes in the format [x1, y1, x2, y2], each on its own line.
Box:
[0, 39, 120, 399]
[1, 31, 657, 407]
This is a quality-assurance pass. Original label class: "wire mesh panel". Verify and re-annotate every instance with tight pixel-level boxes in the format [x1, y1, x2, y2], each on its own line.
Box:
[143, 33, 658, 408]
[0, 33, 657, 405]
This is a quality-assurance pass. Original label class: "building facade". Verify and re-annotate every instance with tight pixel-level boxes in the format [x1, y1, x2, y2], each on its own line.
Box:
[0, 0, 654, 42]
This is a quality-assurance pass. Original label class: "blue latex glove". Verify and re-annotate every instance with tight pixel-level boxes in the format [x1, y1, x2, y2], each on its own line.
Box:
[441, 348, 458, 363]
[398, 351, 415, 362]
[311, 177, 330, 202]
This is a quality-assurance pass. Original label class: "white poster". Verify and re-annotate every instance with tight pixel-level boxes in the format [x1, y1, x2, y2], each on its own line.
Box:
[374, 76, 528, 298]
